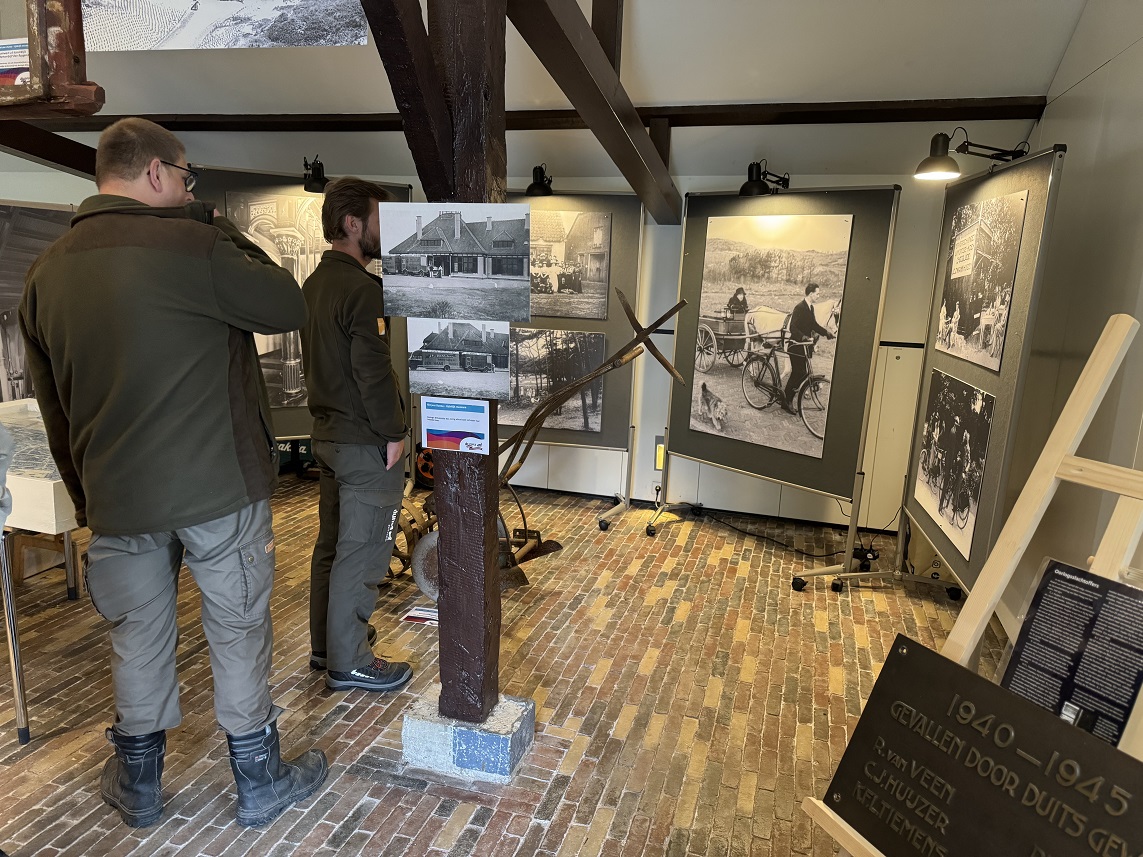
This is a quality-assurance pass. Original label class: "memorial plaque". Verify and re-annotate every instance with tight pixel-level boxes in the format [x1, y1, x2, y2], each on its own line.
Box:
[827, 635, 1143, 857]
[1002, 560, 1143, 746]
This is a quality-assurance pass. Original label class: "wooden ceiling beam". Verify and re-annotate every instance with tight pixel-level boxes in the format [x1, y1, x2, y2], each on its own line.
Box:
[0, 121, 95, 177]
[507, 0, 681, 224]
[26, 96, 1046, 134]
[360, 0, 454, 200]
[591, 0, 624, 72]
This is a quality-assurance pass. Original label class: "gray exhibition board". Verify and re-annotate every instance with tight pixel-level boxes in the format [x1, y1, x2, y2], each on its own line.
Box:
[666, 188, 899, 501]
[904, 147, 1066, 590]
[502, 192, 643, 452]
[191, 168, 412, 439]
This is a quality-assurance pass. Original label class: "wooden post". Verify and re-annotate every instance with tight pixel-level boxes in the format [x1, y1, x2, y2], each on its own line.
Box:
[426, 0, 508, 723]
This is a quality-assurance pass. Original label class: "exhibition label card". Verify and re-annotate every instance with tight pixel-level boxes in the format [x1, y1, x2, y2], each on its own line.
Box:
[1002, 559, 1143, 746]
[827, 635, 1143, 857]
[421, 397, 490, 454]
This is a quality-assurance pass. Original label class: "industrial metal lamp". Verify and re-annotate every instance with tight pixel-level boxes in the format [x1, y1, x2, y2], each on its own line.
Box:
[303, 156, 329, 194]
[739, 160, 790, 196]
[525, 163, 553, 196]
[915, 128, 1029, 181]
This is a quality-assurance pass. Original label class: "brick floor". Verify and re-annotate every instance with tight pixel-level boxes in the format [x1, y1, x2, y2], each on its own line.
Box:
[0, 477, 1004, 856]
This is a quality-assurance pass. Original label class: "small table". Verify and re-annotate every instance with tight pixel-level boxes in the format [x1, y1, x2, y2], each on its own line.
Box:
[0, 400, 80, 745]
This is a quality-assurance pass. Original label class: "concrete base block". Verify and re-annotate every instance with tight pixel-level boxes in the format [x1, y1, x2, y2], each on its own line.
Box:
[401, 684, 535, 783]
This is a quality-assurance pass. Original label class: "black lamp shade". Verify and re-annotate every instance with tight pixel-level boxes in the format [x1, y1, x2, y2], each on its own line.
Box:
[526, 164, 553, 196]
[739, 161, 771, 196]
[914, 133, 961, 181]
[304, 157, 329, 194]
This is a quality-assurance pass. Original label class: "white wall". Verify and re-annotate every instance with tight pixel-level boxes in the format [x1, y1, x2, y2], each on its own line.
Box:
[995, 1, 1143, 633]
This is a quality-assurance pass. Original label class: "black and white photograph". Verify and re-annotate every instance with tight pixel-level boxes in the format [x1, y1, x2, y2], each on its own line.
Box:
[380, 203, 531, 322]
[528, 210, 612, 320]
[687, 214, 852, 459]
[0, 205, 72, 403]
[82, 0, 368, 51]
[501, 329, 606, 431]
[913, 368, 995, 560]
[407, 318, 510, 401]
[226, 190, 326, 408]
[935, 189, 1028, 372]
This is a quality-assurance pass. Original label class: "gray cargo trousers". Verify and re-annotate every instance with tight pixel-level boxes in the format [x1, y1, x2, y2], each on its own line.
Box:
[85, 500, 282, 737]
[309, 441, 403, 673]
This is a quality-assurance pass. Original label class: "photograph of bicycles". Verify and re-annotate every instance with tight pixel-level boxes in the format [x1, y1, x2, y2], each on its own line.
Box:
[688, 213, 852, 458]
[912, 368, 995, 559]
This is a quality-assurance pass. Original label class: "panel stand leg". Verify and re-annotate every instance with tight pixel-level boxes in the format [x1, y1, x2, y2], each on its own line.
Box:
[645, 427, 693, 537]
[63, 530, 78, 601]
[793, 471, 893, 592]
[1, 532, 30, 744]
[598, 424, 636, 532]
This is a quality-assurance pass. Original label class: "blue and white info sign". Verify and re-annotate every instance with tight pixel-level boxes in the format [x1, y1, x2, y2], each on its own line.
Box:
[421, 396, 491, 455]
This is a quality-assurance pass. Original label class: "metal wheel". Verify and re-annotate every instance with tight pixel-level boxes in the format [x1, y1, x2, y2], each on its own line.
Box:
[411, 530, 440, 602]
[791, 577, 806, 592]
[830, 579, 844, 593]
[798, 375, 830, 439]
[411, 519, 508, 602]
[695, 324, 717, 373]
[599, 519, 610, 531]
[741, 354, 780, 409]
[724, 348, 748, 367]
[646, 524, 656, 536]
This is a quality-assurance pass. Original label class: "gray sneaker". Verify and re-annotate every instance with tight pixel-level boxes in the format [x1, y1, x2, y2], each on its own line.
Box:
[310, 624, 378, 670]
[326, 658, 413, 692]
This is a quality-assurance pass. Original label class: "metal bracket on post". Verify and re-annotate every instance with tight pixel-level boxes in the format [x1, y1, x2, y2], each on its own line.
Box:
[1, 532, 30, 744]
[598, 423, 636, 532]
[645, 427, 694, 537]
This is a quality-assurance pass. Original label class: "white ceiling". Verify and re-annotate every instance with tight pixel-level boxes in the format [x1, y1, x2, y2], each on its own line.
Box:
[7, 0, 1090, 185]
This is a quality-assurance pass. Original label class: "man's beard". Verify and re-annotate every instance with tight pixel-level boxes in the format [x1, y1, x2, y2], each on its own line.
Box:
[359, 231, 382, 260]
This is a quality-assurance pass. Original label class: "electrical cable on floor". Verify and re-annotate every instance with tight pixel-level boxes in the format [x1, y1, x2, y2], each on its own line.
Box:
[863, 505, 903, 552]
[693, 506, 847, 559]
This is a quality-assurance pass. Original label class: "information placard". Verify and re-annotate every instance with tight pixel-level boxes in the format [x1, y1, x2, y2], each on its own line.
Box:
[421, 396, 490, 454]
[827, 635, 1143, 857]
[1002, 560, 1143, 746]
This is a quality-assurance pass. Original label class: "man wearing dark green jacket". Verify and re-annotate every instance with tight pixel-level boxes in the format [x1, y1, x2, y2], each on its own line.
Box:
[19, 118, 327, 829]
[301, 177, 412, 693]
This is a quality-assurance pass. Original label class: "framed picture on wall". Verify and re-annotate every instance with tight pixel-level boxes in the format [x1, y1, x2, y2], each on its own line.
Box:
[528, 210, 612, 320]
[686, 213, 852, 460]
[502, 329, 606, 431]
[934, 189, 1028, 373]
[913, 368, 996, 560]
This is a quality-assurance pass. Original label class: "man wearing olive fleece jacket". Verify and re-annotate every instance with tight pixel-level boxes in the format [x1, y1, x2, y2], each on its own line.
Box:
[300, 177, 413, 694]
[19, 118, 327, 829]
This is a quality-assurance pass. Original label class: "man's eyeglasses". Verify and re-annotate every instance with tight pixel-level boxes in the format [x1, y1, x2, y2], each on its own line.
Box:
[160, 160, 199, 193]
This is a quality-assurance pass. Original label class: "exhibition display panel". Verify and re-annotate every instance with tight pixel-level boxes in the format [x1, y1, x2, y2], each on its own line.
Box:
[903, 147, 1067, 591]
[667, 187, 899, 502]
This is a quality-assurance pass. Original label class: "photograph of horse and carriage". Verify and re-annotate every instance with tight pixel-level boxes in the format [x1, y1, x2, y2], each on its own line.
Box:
[688, 214, 852, 459]
[935, 189, 1028, 373]
[913, 368, 995, 559]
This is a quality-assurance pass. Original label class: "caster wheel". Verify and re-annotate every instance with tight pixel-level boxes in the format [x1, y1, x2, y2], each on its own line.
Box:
[791, 577, 807, 592]
[599, 519, 610, 531]
[947, 587, 962, 601]
[646, 525, 656, 537]
[830, 579, 844, 593]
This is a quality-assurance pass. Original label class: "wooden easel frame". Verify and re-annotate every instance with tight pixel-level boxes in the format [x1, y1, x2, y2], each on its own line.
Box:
[804, 313, 1141, 856]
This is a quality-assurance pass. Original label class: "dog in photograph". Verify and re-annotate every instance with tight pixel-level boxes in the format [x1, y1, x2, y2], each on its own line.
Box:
[699, 383, 728, 432]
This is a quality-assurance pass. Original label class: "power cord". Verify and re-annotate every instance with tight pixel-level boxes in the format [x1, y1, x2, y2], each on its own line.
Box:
[694, 505, 847, 559]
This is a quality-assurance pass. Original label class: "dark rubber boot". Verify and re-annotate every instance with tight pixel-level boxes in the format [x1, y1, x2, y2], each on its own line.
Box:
[227, 721, 329, 827]
[100, 728, 165, 828]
